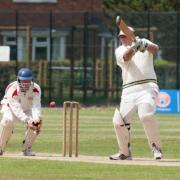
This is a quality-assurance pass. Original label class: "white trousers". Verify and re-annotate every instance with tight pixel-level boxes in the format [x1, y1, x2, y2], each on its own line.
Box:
[119, 87, 158, 125]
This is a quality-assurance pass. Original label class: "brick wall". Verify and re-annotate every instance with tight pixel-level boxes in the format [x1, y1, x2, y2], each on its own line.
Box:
[0, 0, 102, 12]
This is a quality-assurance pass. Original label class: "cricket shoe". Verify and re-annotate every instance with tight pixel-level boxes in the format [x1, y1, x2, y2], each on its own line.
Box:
[152, 143, 162, 160]
[109, 152, 132, 160]
[22, 148, 36, 156]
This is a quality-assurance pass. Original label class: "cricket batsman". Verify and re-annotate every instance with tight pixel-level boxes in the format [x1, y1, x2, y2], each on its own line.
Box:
[0, 68, 42, 156]
[109, 25, 162, 160]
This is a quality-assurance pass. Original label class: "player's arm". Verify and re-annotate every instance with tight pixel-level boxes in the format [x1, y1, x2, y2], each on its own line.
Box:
[8, 95, 31, 123]
[30, 86, 42, 134]
[146, 42, 159, 54]
[32, 94, 41, 120]
[140, 38, 159, 54]
[123, 48, 135, 61]
[123, 37, 143, 61]
[31, 84, 42, 124]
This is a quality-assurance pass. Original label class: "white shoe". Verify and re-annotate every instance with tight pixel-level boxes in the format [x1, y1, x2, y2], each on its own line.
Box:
[152, 143, 162, 160]
[109, 152, 132, 160]
[22, 149, 35, 156]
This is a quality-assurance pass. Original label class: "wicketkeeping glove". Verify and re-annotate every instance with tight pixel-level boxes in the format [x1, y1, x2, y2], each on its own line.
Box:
[27, 120, 42, 134]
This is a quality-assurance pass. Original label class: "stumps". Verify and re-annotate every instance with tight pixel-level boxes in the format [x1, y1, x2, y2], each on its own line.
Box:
[62, 101, 79, 157]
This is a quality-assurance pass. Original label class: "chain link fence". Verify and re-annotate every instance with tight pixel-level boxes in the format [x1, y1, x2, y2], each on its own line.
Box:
[0, 11, 179, 105]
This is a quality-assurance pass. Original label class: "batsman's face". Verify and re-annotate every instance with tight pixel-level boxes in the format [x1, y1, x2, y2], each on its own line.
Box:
[120, 35, 132, 46]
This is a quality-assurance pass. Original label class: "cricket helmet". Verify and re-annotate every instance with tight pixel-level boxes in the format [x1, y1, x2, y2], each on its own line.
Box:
[17, 68, 33, 92]
[17, 68, 33, 81]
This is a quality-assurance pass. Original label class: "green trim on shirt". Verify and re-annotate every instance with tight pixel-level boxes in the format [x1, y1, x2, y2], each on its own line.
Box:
[123, 79, 157, 89]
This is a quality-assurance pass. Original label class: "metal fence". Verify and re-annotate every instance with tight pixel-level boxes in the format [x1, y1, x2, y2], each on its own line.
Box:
[0, 10, 179, 106]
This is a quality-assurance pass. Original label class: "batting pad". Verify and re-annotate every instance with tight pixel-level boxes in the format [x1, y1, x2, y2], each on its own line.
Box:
[114, 124, 130, 156]
[113, 108, 124, 125]
[22, 128, 38, 151]
[0, 121, 13, 151]
[141, 115, 161, 149]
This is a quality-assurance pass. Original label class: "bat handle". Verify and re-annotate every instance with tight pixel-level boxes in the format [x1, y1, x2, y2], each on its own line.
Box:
[116, 16, 121, 26]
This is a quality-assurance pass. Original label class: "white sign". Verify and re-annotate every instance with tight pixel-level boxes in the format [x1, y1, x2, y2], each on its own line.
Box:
[0, 46, 10, 61]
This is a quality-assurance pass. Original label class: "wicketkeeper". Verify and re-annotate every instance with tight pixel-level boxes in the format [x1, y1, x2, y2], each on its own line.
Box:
[0, 68, 42, 156]
[109, 26, 162, 160]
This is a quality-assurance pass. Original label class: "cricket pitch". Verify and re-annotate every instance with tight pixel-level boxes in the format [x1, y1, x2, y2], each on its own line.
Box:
[1, 152, 180, 167]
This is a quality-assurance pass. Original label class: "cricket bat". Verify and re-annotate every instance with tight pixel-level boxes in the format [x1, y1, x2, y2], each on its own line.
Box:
[116, 16, 135, 41]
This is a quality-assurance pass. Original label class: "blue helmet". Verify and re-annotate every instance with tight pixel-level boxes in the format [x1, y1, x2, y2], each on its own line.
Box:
[17, 68, 33, 81]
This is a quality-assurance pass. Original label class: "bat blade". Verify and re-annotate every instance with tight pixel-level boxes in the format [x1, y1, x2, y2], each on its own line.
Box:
[116, 16, 135, 41]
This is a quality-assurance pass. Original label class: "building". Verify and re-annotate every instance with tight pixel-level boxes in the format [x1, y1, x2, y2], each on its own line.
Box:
[0, 0, 113, 63]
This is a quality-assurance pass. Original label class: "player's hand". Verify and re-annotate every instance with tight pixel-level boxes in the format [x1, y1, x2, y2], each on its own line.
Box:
[139, 38, 149, 52]
[27, 120, 42, 134]
[131, 37, 143, 52]
[27, 122, 36, 130]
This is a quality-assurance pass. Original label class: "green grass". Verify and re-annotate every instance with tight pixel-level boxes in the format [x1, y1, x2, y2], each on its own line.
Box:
[0, 158, 180, 180]
[1, 107, 180, 179]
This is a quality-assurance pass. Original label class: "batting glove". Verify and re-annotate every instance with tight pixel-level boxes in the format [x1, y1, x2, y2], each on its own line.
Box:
[131, 36, 143, 52]
[139, 38, 149, 52]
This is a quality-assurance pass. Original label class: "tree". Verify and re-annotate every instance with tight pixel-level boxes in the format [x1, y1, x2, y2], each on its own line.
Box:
[103, 0, 180, 13]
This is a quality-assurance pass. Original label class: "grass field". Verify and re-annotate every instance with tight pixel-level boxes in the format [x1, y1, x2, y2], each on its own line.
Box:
[0, 107, 180, 179]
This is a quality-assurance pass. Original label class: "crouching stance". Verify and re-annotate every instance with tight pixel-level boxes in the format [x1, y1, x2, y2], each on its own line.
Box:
[0, 68, 42, 156]
[110, 24, 162, 160]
